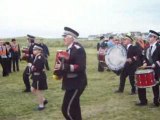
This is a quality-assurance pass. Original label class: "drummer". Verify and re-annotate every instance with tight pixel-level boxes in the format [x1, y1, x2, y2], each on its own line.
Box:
[115, 33, 141, 94]
[136, 30, 160, 107]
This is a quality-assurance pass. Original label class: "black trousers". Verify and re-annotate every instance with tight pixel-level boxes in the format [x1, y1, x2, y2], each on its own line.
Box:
[62, 88, 85, 120]
[1, 58, 9, 76]
[6, 58, 12, 73]
[12, 57, 19, 71]
[23, 66, 31, 91]
[138, 84, 159, 105]
[118, 69, 136, 93]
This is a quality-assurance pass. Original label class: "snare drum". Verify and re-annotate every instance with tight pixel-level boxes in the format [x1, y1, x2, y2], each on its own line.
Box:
[135, 69, 156, 88]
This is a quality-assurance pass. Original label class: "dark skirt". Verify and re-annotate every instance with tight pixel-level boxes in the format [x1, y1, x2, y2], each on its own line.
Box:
[31, 72, 48, 90]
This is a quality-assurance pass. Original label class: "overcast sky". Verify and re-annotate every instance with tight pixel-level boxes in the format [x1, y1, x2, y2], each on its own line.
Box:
[0, 0, 160, 38]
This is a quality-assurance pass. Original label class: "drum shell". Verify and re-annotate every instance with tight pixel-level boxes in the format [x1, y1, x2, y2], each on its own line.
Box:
[98, 48, 107, 61]
[135, 69, 156, 88]
[21, 48, 29, 61]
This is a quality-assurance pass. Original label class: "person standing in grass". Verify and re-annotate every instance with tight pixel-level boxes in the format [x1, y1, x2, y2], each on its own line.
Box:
[136, 30, 160, 107]
[22, 34, 37, 92]
[30, 45, 48, 111]
[115, 34, 141, 94]
[11, 38, 21, 72]
[0, 39, 9, 77]
[54, 27, 87, 120]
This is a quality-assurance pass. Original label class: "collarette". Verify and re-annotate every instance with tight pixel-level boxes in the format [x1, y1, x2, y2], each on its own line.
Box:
[67, 42, 74, 49]
[150, 41, 157, 48]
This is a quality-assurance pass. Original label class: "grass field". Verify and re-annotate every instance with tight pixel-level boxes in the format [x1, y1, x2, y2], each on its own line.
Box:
[0, 39, 160, 120]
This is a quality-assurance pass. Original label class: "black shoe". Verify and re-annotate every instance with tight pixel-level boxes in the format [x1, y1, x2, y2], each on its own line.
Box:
[150, 103, 159, 108]
[130, 91, 136, 95]
[135, 102, 147, 106]
[37, 107, 45, 111]
[114, 90, 123, 93]
[44, 100, 48, 106]
[23, 89, 31, 92]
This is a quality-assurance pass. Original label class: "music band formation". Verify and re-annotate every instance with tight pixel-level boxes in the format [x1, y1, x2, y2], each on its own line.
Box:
[0, 27, 160, 120]
[97, 29, 160, 108]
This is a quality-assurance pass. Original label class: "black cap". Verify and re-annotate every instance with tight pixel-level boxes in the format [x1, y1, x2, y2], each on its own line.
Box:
[62, 27, 79, 38]
[149, 30, 160, 37]
[27, 34, 35, 39]
[100, 36, 104, 40]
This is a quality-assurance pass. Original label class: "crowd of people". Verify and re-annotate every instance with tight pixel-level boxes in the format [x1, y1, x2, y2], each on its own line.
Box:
[0, 38, 21, 76]
[97, 30, 160, 108]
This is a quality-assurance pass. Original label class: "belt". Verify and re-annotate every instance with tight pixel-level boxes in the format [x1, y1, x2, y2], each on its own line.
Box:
[67, 73, 78, 78]
[33, 72, 40, 75]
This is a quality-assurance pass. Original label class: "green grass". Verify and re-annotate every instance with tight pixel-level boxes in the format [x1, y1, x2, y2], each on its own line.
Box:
[0, 40, 160, 120]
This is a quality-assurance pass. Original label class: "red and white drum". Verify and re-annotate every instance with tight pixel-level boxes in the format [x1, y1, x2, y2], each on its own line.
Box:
[135, 69, 156, 88]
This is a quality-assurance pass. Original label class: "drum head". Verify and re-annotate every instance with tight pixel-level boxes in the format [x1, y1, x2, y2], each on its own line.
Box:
[105, 45, 127, 71]
[135, 69, 154, 74]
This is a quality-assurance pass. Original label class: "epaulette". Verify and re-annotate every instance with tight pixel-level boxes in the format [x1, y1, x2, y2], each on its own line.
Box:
[74, 44, 81, 49]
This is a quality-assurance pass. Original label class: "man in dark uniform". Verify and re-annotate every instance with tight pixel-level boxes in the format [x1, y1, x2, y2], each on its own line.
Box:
[39, 39, 50, 70]
[54, 27, 87, 120]
[115, 34, 141, 94]
[136, 30, 160, 107]
[22, 34, 36, 92]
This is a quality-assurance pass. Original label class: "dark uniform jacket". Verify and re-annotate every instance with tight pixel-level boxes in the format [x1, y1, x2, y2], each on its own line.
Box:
[144, 42, 160, 80]
[123, 45, 141, 75]
[31, 53, 46, 80]
[62, 42, 87, 90]
[28, 43, 39, 63]
[31, 53, 47, 90]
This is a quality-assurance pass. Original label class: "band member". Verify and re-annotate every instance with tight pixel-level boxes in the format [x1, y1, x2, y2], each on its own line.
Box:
[11, 38, 21, 72]
[115, 34, 141, 94]
[54, 27, 87, 120]
[5, 42, 12, 73]
[38, 39, 50, 70]
[97, 35, 105, 51]
[107, 36, 115, 48]
[136, 30, 160, 107]
[22, 35, 37, 92]
[30, 45, 48, 111]
[0, 39, 9, 77]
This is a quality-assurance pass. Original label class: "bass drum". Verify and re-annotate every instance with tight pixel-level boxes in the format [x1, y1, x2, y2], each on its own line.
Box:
[105, 45, 127, 71]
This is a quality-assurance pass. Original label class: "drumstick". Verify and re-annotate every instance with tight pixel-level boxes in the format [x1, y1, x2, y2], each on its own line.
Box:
[138, 66, 152, 69]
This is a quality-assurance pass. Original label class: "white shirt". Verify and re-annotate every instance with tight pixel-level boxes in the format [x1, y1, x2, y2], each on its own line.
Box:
[127, 44, 132, 50]
[150, 41, 157, 55]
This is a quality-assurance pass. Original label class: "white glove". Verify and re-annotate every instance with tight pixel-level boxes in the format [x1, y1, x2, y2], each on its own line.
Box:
[152, 64, 156, 68]
[28, 63, 32, 67]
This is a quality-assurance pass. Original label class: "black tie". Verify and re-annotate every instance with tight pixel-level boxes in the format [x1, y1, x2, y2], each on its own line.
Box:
[149, 46, 153, 63]
[149, 46, 152, 55]
[66, 48, 70, 54]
